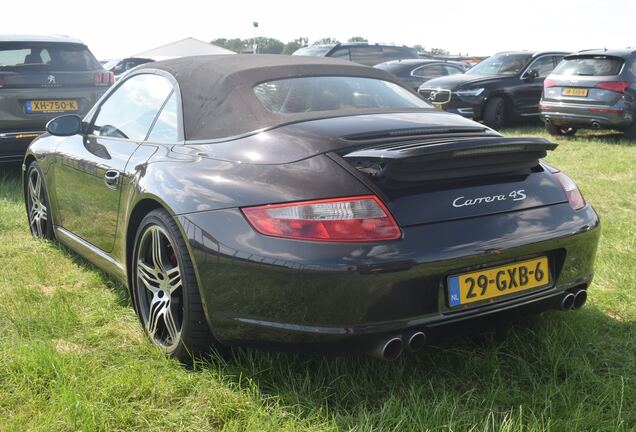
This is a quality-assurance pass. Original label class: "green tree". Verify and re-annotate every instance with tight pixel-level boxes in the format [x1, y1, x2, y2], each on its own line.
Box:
[314, 37, 340, 45]
[282, 37, 309, 55]
[253, 37, 285, 54]
[211, 38, 245, 53]
[412, 44, 426, 53]
[429, 47, 450, 55]
[347, 36, 368, 43]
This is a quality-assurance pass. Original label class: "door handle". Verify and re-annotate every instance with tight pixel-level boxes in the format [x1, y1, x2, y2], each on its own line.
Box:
[104, 170, 120, 188]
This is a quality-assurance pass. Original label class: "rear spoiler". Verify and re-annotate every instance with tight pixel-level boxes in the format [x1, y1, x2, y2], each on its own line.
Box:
[339, 137, 557, 183]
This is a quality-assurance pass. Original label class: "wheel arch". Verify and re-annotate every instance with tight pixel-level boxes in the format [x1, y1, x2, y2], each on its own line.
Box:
[124, 198, 206, 313]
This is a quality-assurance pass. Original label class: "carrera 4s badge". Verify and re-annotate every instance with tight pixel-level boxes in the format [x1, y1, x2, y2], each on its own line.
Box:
[452, 189, 526, 208]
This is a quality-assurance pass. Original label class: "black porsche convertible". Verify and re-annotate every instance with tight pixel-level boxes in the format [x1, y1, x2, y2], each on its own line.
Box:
[23, 55, 600, 361]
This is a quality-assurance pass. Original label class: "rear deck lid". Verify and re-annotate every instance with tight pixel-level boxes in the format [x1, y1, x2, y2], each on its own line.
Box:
[338, 136, 568, 226]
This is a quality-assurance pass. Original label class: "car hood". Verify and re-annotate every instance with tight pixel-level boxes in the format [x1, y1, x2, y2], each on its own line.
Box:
[419, 74, 504, 90]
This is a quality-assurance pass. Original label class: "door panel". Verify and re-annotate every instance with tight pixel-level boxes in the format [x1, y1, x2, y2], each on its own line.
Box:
[515, 56, 557, 115]
[54, 135, 139, 252]
[52, 72, 174, 253]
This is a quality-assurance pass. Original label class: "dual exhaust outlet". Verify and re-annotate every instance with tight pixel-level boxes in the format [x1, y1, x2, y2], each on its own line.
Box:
[370, 331, 427, 361]
[559, 288, 587, 311]
[371, 289, 588, 361]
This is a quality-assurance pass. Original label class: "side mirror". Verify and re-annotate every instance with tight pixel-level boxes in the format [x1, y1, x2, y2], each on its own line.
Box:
[524, 70, 539, 82]
[46, 114, 83, 137]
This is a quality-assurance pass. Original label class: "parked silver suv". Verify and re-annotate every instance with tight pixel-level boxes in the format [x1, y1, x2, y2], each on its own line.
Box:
[0, 34, 112, 162]
[540, 49, 636, 138]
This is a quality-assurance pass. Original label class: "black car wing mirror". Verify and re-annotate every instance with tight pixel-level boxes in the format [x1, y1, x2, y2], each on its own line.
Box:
[523, 70, 539, 82]
[46, 114, 83, 137]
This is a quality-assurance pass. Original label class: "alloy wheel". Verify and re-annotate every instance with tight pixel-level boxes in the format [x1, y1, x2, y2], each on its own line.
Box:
[135, 225, 183, 351]
[27, 168, 48, 238]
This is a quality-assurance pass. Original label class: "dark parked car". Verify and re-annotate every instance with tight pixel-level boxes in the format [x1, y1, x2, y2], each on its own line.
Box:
[293, 43, 418, 66]
[24, 55, 599, 361]
[103, 57, 154, 78]
[418, 51, 568, 129]
[375, 59, 470, 91]
[540, 49, 636, 137]
[0, 34, 112, 163]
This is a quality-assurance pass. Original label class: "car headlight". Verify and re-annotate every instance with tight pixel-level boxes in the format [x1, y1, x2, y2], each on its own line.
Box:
[455, 87, 485, 97]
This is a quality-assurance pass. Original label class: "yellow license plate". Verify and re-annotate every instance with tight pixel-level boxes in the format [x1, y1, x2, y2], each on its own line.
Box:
[562, 88, 588, 97]
[27, 100, 78, 113]
[448, 257, 550, 307]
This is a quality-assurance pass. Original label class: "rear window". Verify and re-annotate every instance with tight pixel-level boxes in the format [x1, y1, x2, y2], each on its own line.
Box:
[253, 76, 430, 113]
[553, 56, 624, 76]
[292, 46, 333, 57]
[0, 42, 102, 72]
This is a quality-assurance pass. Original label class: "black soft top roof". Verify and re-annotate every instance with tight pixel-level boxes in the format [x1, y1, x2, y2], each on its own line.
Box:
[141, 54, 429, 141]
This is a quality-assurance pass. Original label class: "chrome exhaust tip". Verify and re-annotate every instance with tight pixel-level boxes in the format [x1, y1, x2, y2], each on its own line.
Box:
[405, 331, 427, 353]
[560, 292, 575, 310]
[572, 289, 587, 310]
[591, 121, 601, 129]
[370, 337, 404, 361]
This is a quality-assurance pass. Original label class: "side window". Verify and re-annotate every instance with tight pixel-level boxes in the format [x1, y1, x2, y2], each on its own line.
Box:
[443, 65, 463, 75]
[92, 74, 173, 141]
[527, 56, 556, 78]
[350, 46, 384, 66]
[147, 92, 179, 142]
[630, 59, 636, 76]
[382, 47, 413, 61]
[412, 64, 445, 78]
[330, 48, 350, 60]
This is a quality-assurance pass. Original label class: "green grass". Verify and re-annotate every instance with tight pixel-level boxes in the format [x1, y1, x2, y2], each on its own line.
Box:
[0, 127, 635, 431]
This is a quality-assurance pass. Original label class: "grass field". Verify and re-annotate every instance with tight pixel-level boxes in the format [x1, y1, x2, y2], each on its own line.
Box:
[0, 127, 634, 431]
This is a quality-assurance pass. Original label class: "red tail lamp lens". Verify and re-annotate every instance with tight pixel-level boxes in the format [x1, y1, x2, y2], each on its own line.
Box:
[544, 79, 557, 88]
[595, 81, 630, 93]
[242, 195, 401, 242]
[554, 172, 585, 210]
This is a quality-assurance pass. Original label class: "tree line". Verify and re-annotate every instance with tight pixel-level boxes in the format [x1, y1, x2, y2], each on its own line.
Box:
[211, 36, 449, 55]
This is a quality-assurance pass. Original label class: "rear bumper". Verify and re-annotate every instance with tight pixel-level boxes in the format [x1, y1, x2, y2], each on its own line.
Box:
[540, 100, 634, 130]
[178, 202, 600, 352]
[0, 131, 43, 162]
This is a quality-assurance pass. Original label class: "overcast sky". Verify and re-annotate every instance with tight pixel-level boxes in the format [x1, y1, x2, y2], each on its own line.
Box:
[4, 0, 636, 59]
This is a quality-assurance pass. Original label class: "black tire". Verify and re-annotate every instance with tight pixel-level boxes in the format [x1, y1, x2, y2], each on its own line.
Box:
[131, 208, 214, 362]
[623, 120, 636, 140]
[546, 123, 578, 137]
[25, 161, 54, 240]
[482, 96, 507, 130]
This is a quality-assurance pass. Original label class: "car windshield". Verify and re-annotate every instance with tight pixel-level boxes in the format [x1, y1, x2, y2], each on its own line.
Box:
[466, 53, 533, 76]
[553, 56, 624, 76]
[0, 42, 102, 72]
[292, 46, 333, 57]
[254, 76, 430, 113]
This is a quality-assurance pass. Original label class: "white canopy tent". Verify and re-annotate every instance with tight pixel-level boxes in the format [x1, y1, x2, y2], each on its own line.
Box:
[132, 37, 235, 61]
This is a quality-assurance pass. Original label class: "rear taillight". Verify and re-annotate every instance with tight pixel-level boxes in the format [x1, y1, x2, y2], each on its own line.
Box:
[242, 195, 401, 242]
[595, 81, 630, 93]
[95, 71, 115, 86]
[544, 79, 557, 88]
[554, 172, 585, 210]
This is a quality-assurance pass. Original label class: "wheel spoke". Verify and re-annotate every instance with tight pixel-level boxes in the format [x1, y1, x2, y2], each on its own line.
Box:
[146, 296, 169, 339]
[138, 260, 160, 293]
[35, 216, 43, 237]
[163, 305, 180, 343]
[166, 266, 182, 294]
[40, 205, 47, 222]
[28, 175, 38, 199]
[151, 228, 167, 273]
[34, 173, 42, 199]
